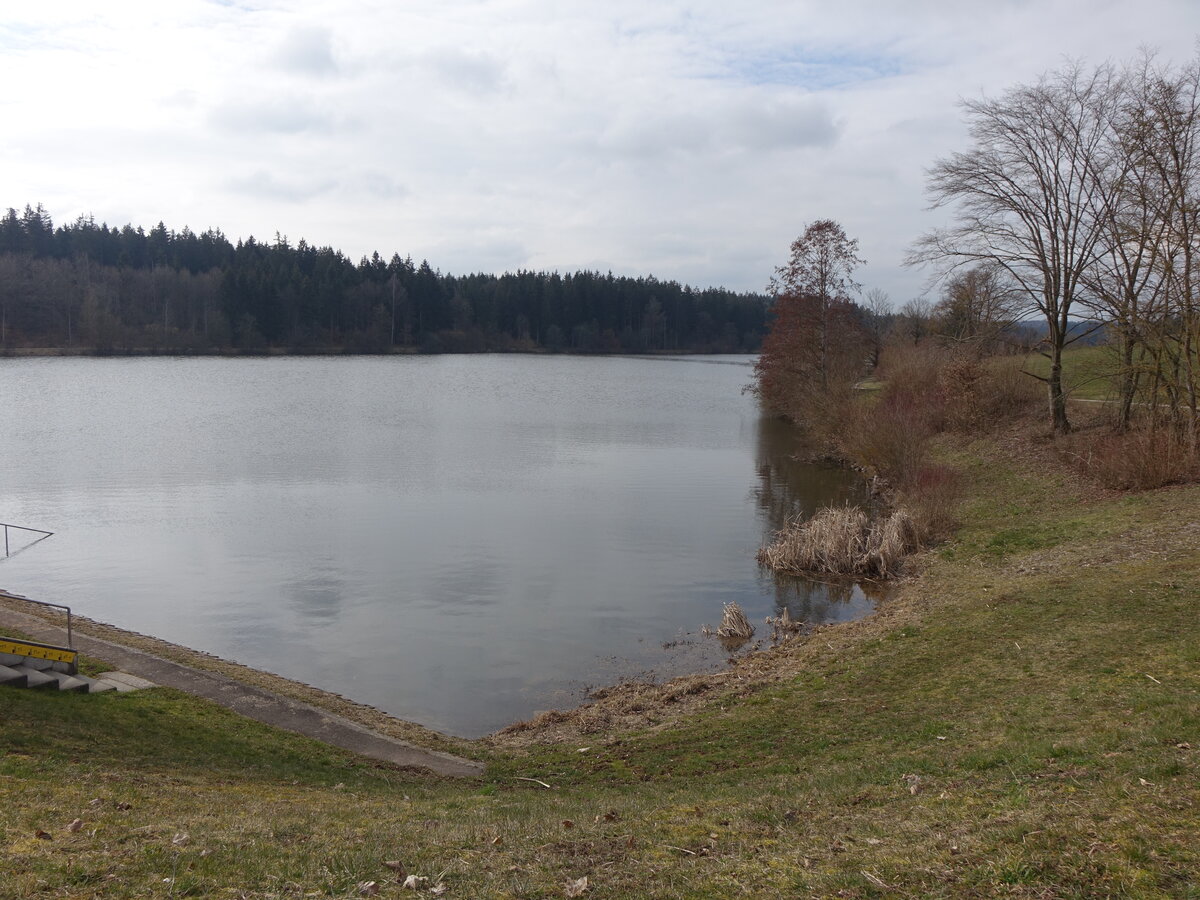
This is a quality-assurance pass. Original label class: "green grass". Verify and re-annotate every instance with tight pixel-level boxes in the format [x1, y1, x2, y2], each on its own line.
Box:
[1010, 345, 1120, 402]
[3, 434, 1199, 897]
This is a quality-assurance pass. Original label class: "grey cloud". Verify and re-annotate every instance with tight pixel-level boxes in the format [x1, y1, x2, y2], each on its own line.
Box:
[728, 97, 839, 150]
[596, 94, 838, 159]
[275, 26, 336, 76]
[422, 48, 507, 95]
[434, 236, 530, 275]
[352, 170, 409, 200]
[225, 170, 336, 203]
[210, 98, 336, 135]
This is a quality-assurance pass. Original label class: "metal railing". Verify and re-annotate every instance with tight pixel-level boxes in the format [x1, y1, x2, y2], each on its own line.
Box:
[1, 522, 54, 558]
[0, 593, 73, 649]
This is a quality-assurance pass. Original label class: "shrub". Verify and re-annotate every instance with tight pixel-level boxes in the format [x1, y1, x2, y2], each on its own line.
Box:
[1068, 425, 1200, 490]
[905, 464, 960, 540]
[835, 392, 937, 489]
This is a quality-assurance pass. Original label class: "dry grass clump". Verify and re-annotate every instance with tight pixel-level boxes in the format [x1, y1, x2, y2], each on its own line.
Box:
[713, 602, 755, 640]
[757, 505, 920, 579]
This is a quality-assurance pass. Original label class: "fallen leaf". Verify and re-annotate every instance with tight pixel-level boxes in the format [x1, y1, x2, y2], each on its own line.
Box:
[561, 819, 575, 829]
[384, 860, 407, 876]
[1139, 777, 1154, 786]
[172, 832, 190, 846]
[602, 810, 619, 822]
[565, 875, 589, 897]
[66, 819, 84, 833]
[88, 798, 103, 808]
[357, 881, 380, 897]
[115, 802, 133, 811]
[402, 875, 429, 890]
[35, 830, 52, 841]
[430, 885, 447, 896]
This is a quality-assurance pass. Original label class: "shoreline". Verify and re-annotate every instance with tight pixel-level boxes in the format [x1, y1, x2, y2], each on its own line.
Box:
[0, 590, 476, 761]
[0, 579, 890, 755]
[0, 346, 750, 359]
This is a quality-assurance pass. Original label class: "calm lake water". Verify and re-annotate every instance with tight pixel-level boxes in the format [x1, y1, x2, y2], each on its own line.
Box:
[0, 355, 870, 736]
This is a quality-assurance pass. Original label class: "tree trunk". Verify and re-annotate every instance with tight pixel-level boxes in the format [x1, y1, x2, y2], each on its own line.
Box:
[1048, 357, 1071, 434]
[1118, 335, 1137, 431]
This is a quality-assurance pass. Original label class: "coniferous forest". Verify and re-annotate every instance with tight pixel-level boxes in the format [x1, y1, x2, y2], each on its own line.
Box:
[0, 204, 768, 355]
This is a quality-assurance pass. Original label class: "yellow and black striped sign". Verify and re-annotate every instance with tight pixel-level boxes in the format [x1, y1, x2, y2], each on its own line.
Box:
[0, 638, 77, 665]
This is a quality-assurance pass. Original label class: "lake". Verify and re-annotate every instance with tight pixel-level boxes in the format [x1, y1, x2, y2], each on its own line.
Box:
[0, 354, 870, 736]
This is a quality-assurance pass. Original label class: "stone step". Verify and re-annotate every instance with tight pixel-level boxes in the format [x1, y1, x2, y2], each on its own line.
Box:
[95, 672, 156, 692]
[82, 677, 118, 694]
[45, 671, 90, 693]
[12, 664, 57, 689]
[0, 663, 29, 687]
[0, 664, 143, 693]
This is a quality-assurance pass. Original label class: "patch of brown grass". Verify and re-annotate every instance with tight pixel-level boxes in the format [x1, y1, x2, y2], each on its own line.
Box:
[756, 505, 920, 579]
[1063, 424, 1200, 490]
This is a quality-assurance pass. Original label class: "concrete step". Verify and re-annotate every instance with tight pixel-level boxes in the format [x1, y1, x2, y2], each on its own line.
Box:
[82, 677, 118, 694]
[0, 664, 140, 693]
[0, 663, 28, 687]
[45, 671, 90, 693]
[95, 672, 156, 692]
[12, 664, 57, 689]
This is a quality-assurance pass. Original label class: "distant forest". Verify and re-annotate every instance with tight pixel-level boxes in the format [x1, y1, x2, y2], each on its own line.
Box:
[0, 204, 768, 355]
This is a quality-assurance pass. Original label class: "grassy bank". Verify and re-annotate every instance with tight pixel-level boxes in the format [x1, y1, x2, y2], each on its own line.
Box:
[3, 431, 1198, 897]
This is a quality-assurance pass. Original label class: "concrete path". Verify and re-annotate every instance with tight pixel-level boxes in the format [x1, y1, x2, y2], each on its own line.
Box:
[0, 604, 483, 778]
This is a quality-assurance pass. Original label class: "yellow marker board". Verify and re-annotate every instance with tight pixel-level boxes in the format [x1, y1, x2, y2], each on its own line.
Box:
[0, 638, 77, 665]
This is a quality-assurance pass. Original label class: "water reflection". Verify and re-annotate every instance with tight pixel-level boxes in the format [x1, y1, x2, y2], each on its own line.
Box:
[283, 570, 347, 623]
[753, 415, 866, 540]
[752, 413, 877, 627]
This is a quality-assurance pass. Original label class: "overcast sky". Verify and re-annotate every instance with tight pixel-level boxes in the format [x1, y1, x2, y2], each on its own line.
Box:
[2, 1, 1198, 302]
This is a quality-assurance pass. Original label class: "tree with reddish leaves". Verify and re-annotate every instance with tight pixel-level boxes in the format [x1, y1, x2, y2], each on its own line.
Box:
[755, 220, 868, 422]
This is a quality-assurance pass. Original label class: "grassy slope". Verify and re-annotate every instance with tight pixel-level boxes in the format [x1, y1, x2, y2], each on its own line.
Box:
[1008, 345, 1119, 402]
[2, 434, 1198, 898]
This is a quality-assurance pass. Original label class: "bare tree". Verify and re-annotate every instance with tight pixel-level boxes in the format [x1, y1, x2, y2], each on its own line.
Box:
[933, 264, 1022, 355]
[862, 287, 892, 368]
[909, 62, 1124, 433]
[899, 297, 933, 346]
[1137, 54, 1200, 443]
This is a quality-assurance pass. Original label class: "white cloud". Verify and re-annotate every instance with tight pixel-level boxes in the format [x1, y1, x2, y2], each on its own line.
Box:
[0, 0, 1198, 300]
[275, 25, 337, 75]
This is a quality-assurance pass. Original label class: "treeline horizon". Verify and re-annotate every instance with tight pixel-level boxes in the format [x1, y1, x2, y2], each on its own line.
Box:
[0, 204, 768, 355]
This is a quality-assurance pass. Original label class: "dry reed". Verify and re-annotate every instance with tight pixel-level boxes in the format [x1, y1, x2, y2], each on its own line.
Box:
[757, 505, 920, 579]
[714, 602, 755, 640]
[765, 607, 804, 641]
